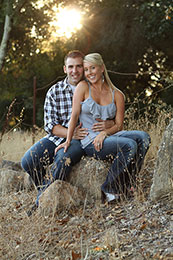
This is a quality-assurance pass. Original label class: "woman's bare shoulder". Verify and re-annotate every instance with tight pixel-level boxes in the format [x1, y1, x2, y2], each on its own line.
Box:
[114, 87, 125, 100]
[77, 80, 88, 88]
[76, 80, 89, 92]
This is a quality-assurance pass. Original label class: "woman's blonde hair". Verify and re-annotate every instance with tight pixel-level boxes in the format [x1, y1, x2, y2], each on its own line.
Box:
[83, 53, 116, 90]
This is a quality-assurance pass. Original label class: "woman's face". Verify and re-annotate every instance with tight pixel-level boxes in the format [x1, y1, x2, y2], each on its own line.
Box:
[84, 61, 104, 84]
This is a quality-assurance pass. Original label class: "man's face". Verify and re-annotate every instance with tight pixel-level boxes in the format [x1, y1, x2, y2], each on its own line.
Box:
[64, 57, 84, 86]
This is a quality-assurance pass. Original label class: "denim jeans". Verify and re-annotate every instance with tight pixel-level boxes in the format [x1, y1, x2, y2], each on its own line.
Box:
[21, 137, 85, 188]
[119, 130, 151, 174]
[51, 139, 86, 181]
[84, 130, 150, 194]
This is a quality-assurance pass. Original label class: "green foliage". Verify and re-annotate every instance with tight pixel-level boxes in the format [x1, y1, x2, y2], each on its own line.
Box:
[137, 0, 173, 58]
[0, 0, 172, 131]
[138, 0, 172, 39]
[0, 50, 65, 130]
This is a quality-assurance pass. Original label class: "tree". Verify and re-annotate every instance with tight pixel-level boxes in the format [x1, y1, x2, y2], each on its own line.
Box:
[0, 0, 172, 131]
[0, 0, 63, 130]
[0, 0, 28, 70]
[66, 0, 173, 105]
[0, 0, 59, 71]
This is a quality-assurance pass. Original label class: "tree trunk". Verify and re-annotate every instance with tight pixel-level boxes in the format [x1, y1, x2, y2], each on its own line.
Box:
[0, 14, 12, 71]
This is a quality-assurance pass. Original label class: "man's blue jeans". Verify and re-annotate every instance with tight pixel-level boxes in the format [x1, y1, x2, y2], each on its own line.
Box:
[84, 130, 150, 194]
[21, 138, 85, 189]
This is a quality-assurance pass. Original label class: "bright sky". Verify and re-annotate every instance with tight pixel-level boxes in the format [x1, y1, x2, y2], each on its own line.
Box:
[31, 1, 83, 48]
[49, 6, 83, 39]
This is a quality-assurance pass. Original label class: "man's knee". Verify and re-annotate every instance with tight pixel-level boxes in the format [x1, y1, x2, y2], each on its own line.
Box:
[21, 153, 30, 172]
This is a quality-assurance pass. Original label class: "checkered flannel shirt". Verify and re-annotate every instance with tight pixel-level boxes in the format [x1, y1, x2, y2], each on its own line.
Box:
[44, 77, 73, 146]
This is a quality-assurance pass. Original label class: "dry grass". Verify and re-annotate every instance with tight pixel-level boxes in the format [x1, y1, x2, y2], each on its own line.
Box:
[0, 103, 172, 260]
[0, 129, 45, 162]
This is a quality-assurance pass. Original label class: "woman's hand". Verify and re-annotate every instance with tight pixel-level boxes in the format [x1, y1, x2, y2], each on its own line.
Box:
[93, 131, 107, 152]
[55, 141, 70, 154]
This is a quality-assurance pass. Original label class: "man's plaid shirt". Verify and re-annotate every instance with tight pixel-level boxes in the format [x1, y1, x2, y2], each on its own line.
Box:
[44, 77, 73, 146]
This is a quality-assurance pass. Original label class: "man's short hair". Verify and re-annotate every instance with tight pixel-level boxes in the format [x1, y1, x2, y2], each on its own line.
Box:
[64, 50, 85, 65]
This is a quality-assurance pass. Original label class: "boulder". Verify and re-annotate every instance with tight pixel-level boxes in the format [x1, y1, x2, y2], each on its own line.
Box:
[0, 156, 111, 216]
[150, 119, 173, 201]
[0, 159, 34, 193]
[38, 180, 85, 216]
[0, 159, 23, 171]
[38, 157, 109, 216]
[69, 156, 109, 200]
[0, 157, 109, 200]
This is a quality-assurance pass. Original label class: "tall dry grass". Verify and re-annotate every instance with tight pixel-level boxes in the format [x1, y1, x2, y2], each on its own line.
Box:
[0, 102, 172, 260]
[0, 129, 45, 162]
[125, 100, 173, 159]
[1, 100, 172, 163]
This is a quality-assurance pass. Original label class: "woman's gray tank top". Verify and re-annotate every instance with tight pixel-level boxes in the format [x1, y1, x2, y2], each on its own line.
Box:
[79, 82, 116, 148]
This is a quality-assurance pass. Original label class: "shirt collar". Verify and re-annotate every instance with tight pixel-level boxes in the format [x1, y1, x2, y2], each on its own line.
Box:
[62, 77, 76, 92]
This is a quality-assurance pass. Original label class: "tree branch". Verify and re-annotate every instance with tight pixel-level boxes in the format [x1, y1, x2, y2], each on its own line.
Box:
[0, 0, 28, 71]
[0, 14, 12, 71]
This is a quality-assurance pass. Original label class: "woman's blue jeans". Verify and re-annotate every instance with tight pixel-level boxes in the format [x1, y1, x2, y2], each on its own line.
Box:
[84, 130, 150, 194]
[21, 137, 85, 189]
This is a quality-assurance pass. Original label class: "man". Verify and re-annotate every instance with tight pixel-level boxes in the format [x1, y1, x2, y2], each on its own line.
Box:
[21, 50, 113, 210]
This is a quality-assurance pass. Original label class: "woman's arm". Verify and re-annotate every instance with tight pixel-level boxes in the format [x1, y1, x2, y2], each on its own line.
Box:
[93, 89, 125, 151]
[55, 81, 87, 153]
[107, 89, 125, 135]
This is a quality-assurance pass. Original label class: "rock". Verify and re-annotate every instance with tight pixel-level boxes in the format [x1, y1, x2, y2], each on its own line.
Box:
[150, 119, 173, 201]
[0, 159, 34, 193]
[0, 168, 34, 193]
[0, 159, 23, 171]
[0, 157, 109, 200]
[38, 180, 84, 216]
[38, 157, 110, 216]
[69, 156, 109, 200]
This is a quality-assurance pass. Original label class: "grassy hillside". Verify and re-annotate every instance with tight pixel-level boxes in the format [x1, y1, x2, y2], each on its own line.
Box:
[0, 104, 172, 260]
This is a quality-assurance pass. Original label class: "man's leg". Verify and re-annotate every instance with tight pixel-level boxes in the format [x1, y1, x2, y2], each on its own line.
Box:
[21, 137, 56, 187]
[84, 136, 137, 194]
[29, 139, 84, 209]
[51, 139, 85, 181]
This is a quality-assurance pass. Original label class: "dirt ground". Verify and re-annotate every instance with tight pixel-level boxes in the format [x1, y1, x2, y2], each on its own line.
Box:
[0, 161, 172, 260]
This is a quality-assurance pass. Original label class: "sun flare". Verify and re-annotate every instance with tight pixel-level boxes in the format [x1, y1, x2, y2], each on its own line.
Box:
[50, 7, 83, 39]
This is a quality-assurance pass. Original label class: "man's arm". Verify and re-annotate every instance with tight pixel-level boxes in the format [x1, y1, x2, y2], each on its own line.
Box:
[52, 123, 88, 140]
[92, 118, 115, 132]
[52, 124, 68, 138]
[44, 84, 88, 140]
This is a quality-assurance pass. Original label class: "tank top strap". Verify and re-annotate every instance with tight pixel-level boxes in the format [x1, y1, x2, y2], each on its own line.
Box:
[112, 89, 115, 102]
[86, 80, 92, 97]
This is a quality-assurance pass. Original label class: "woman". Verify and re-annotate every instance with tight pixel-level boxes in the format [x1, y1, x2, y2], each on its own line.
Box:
[56, 53, 150, 203]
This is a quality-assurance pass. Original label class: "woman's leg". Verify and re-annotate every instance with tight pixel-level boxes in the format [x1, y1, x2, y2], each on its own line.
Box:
[51, 139, 86, 181]
[119, 130, 151, 174]
[84, 136, 138, 194]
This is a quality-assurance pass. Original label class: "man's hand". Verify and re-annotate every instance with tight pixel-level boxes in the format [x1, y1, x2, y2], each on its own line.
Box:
[72, 122, 88, 140]
[92, 118, 114, 132]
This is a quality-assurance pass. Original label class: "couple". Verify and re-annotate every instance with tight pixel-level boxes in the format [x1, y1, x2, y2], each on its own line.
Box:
[21, 50, 150, 208]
